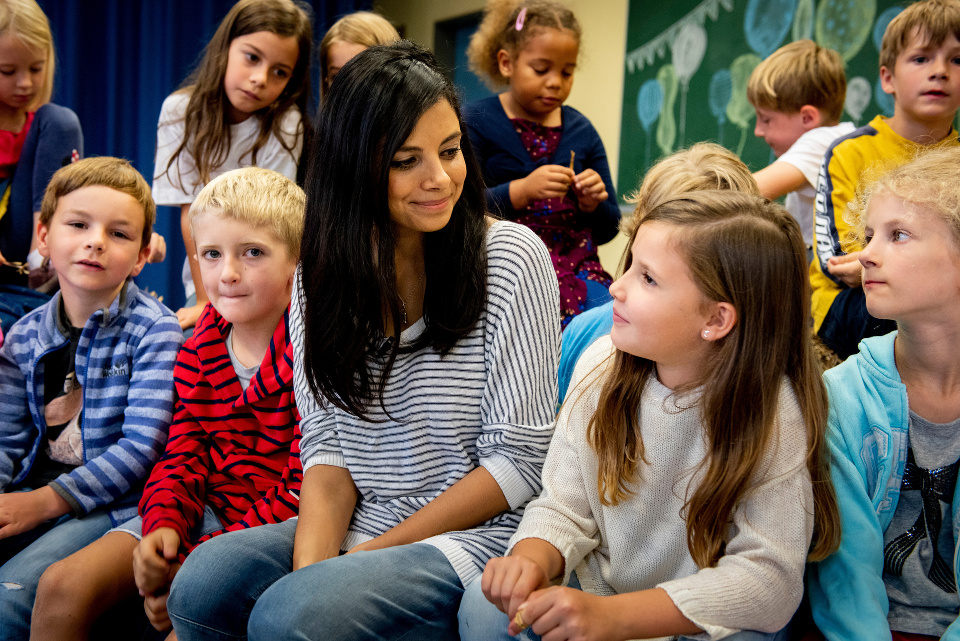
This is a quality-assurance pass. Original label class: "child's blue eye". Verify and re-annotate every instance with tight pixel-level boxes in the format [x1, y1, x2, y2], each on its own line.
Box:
[893, 230, 910, 242]
[246, 247, 264, 257]
[202, 250, 221, 260]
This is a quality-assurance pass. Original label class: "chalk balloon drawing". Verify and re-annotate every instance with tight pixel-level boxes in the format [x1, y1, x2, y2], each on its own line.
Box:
[709, 69, 733, 145]
[846, 76, 872, 122]
[792, 0, 815, 41]
[637, 79, 664, 165]
[727, 53, 762, 155]
[874, 77, 895, 116]
[873, 6, 903, 51]
[745, 0, 797, 57]
[657, 64, 679, 157]
[816, 0, 877, 61]
[672, 23, 707, 146]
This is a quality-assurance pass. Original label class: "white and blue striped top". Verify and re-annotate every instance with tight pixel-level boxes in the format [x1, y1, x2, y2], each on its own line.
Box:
[290, 221, 561, 585]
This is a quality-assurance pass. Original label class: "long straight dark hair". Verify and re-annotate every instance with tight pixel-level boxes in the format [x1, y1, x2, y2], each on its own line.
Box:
[299, 41, 489, 420]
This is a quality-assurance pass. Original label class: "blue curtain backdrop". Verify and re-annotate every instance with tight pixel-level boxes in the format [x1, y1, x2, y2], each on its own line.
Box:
[37, 0, 370, 309]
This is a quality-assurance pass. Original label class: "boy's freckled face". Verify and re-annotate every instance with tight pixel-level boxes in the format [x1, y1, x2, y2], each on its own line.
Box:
[193, 214, 297, 328]
[752, 106, 809, 157]
[881, 31, 960, 126]
[37, 185, 148, 307]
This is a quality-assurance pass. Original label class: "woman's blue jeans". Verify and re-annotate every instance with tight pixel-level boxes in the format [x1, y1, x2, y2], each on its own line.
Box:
[168, 519, 466, 641]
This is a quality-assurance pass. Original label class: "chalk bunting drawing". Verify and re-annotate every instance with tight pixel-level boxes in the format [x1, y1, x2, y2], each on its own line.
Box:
[626, 0, 733, 74]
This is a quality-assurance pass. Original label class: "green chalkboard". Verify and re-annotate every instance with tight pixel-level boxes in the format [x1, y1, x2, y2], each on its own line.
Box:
[617, 0, 910, 202]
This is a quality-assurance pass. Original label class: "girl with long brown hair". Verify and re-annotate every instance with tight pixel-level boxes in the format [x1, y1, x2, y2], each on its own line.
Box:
[460, 190, 840, 641]
[153, 0, 313, 330]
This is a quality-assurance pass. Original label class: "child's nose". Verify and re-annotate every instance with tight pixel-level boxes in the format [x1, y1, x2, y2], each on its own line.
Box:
[221, 256, 241, 281]
[250, 65, 268, 86]
[609, 275, 625, 300]
[86, 229, 106, 250]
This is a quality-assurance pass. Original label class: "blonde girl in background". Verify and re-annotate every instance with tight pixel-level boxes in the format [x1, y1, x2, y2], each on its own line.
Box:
[319, 10, 399, 97]
[809, 146, 960, 641]
[0, 0, 82, 282]
[464, 0, 620, 327]
[459, 190, 840, 641]
[153, 0, 312, 329]
[558, 142, 761, 401]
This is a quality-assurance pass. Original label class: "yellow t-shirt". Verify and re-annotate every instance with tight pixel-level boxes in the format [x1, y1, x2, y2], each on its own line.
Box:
[810, 115, 960, 330]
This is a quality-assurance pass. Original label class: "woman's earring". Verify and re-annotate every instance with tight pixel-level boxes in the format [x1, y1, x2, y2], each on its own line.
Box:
[702, 330, 710, 340]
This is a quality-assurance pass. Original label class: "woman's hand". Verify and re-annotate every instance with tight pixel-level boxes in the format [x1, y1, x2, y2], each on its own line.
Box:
[572, 169, 608, 213]
[512, 587, 619, 640]
[511, 165, 574, 209]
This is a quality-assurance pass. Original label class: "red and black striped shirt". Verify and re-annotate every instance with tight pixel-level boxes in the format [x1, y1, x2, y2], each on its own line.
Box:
[140, 304, 301, 553]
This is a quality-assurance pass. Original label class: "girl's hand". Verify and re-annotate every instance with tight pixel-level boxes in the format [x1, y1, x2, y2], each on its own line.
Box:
[481, 555, 551, 622]
[826, 252, 862, 288]
[175, 304, 204, 330]
[572, 169, 608, 213]
[512, 587, 619, 640]
[133, 527, 181, 596]
[512, 165, 575, 208]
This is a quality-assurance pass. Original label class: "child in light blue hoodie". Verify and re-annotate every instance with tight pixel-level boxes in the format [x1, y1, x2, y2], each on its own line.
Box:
[809, 146, 960, 640]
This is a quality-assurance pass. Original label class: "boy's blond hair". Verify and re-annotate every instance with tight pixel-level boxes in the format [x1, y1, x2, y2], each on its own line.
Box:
[880, 0, 960, 71]
[40, 157, 155, 249]
[0, 0, 54, 110]
[747, 40, 846, 124]
[623, 143, 760, 236]
[189, 167, 305, 259]
[849, 146, 960, 248]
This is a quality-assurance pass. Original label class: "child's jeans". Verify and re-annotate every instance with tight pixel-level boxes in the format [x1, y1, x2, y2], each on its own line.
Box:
[0, 507, 113, 641]
[458, 573, 791, 641]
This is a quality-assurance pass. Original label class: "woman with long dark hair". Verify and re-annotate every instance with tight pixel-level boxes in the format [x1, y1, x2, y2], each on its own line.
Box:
[166, 41, 561, 641]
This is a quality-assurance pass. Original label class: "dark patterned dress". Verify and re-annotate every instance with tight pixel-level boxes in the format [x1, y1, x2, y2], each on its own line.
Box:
[511, 118, 612, 327]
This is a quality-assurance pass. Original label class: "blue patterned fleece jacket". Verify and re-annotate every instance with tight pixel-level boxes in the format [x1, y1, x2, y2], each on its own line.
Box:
[0, 280, 183, 525]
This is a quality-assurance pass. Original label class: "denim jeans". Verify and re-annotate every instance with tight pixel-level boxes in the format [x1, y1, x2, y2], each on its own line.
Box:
[0, 507, 113, 641]
[168, 519, 465, 641]
[458, 574, 791, 641]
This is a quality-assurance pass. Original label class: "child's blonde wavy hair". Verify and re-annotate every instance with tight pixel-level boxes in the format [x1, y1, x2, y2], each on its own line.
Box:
[847, 145, 960, 249]
[467, 0, 580, 89]
[0, 0, 54, 111]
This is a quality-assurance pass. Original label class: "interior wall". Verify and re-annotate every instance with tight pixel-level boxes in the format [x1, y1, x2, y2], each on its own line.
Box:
[375, 0, 631, 273]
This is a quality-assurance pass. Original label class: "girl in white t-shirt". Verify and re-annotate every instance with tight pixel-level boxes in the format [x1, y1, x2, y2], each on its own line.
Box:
[460, 191, 841, 641]
[153, 0, 312, 329]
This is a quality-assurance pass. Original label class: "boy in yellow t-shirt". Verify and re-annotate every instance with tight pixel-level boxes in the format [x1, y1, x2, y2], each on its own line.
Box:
[811, 0, 960, 359]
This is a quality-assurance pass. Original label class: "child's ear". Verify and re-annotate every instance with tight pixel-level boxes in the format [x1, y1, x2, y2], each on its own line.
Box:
[497, 49, 514, 79]
[701, 301, 737, 342]
[36, 220, 51, 258]
[129, 242, 150, 278]
[799, 105, 823, 130]
[880, 65, 896, 96]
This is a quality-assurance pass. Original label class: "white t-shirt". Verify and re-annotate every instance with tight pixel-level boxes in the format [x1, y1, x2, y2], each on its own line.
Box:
[152, 92, 303, 296]
[777, 122, 856, 246]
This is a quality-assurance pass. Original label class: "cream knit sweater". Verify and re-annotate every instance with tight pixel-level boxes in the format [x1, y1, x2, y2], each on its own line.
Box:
[508, 336, 814, 640]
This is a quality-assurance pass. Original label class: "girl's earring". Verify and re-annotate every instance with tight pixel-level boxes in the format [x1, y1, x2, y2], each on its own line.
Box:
[702, 330, 710, 340]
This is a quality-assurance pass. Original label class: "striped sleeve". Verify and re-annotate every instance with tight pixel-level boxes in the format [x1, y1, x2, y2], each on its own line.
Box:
[477, 223, 561, 509]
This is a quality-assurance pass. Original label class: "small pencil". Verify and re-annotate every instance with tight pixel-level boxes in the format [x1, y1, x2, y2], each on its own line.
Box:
[569, 150, 575, 172]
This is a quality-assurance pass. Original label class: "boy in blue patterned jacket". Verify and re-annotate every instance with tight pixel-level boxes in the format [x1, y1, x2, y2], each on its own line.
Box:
[0, 157, 182, 639]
